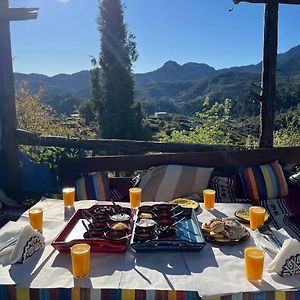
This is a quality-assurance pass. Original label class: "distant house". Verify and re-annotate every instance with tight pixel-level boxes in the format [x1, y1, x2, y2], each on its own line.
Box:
[154, 112, 167, 119]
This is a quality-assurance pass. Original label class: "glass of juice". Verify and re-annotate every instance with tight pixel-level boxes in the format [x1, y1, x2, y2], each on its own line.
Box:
[129, 188, 141, 208]
[249, 206, 266, 230]
[71, 243, 90, 278]
[244, 247, 264, 282]
[203, 189, 216, 209]
[63, 187, 75, 208]
[29, 207, 43, 233]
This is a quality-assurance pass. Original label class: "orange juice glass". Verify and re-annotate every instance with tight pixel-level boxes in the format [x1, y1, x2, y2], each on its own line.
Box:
[129, 188, 141, 208]
[63, 187, 75, 207]
[244, 247, 264, 281]
[71, 243, 90, 278]
[29, 207, 43, 232]
[203, 189, 216, 209]
[249, 206, 266, 230]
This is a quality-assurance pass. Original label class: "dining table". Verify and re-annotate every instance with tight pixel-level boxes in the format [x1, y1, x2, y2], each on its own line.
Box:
[0, 197, 299, 300]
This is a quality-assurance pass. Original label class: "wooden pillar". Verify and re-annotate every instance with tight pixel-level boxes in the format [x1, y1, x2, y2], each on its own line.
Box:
[259, 0, 279, 148]
[0, 0, 21, 198]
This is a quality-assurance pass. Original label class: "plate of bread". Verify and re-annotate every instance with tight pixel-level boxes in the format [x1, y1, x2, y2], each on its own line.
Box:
[201, 217, 250, 244]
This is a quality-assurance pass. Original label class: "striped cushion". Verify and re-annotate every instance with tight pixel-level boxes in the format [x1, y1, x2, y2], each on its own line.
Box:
[76, 172, 111, 200]
[239, 161, 288, 201]
[138, 165, 214, 202]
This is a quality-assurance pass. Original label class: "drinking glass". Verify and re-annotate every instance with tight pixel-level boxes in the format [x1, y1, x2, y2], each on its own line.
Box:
[63, 187, 75, 208]
[244, 247, 264, 282]
[129, 188, 141, 208]
[203, 189, 216, 209]
[29, 207, 43, 233]
[71, 243, 90, 278]
[249, 206, 266, 230]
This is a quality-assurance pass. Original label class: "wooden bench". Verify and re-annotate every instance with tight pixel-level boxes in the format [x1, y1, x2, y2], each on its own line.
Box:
[59, 146, 300, 189]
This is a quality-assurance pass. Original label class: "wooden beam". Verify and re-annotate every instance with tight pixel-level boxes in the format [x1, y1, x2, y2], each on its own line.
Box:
[0, 0, 21, 198]
[259, 1, 278, 148]
[234, 0, 300, 4]
[59, 146, 300, 174]
[16, 129, 241, 154]
[0, 8, 39, 21]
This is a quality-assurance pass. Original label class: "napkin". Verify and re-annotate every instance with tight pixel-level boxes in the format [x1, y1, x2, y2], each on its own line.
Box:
[0, 225, 45, 265]
[267, 238, 300, 276]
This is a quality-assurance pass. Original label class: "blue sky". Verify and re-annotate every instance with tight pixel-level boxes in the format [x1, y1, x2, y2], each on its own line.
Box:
[10, 0, 300, 76]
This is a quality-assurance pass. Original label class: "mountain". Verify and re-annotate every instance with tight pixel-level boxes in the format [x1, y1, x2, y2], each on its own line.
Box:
[135, 61, 217, 85]
[14, 45, 300, 115]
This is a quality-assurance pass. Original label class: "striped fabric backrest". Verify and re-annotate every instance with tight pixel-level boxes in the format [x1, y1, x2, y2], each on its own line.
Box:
[239, 161, 288, 201]
[138, 165, 214, 202]
[76, 172, 111, 201]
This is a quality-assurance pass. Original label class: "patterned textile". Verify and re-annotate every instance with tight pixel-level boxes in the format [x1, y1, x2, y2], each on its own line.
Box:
[210, 176, 250, 204]
[138, 165, 214, 202]
[76, 172, 111, 201]
[259, 187, 300, 240]
[0, 286, 299, 300]
[239, 161, 288, 201]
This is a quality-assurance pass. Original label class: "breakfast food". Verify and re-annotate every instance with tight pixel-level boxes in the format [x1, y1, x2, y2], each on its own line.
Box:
[202, 217, 249, 243]
[136, 219, 156, 228]
[110, 213, 130, 222]
[235, 208, 269, 223]
[111, 222, 128, 230]
[139, 213, 153, 219]
[169, 198, 199, 209]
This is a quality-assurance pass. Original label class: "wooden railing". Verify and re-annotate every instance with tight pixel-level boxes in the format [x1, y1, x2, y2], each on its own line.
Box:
[16, 129, 242, 154]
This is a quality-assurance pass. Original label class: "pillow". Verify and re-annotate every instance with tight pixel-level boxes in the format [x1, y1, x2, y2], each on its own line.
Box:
[239, 161, 288, 201]
[209, 176, 250, 204]
[76, 172, 111, 200]
[110, 177, 139, 201]
[138, 165, 214, 202]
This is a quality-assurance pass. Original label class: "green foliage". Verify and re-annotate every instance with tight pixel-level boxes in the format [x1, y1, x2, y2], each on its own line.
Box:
[91, 0, 150, 140]
[16, 84, 96, 167]
[161, 99, 237, 145]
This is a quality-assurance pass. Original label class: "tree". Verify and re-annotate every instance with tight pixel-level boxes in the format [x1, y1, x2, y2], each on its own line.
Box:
[91, 0, 149, 140]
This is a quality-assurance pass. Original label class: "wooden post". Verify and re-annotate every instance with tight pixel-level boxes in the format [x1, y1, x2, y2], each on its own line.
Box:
[0, 2, 38, 199]
[0, 0, 20, 198]
[259, 0, 279, 148]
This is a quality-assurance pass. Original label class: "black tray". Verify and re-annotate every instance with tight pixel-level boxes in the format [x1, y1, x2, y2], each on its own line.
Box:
[130, 205, 206, 252]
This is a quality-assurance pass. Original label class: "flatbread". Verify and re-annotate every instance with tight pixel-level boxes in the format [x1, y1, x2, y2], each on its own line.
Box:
[169, 198, 199, 209]
[235, 208, 269, 223]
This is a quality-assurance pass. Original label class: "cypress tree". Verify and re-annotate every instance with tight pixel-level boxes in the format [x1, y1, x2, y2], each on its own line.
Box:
[91, 0, 149, 140]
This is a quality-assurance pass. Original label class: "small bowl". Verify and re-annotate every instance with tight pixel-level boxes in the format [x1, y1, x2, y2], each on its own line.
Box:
[93, 207, 115, 215]
[138, 205, 154, 213]
[156, 218, 175, 227]
[136, 218, 156, 228]
[110, 213, 131, 222]
[138, 212, 155, 219]
[83, 229, 104, 239]
[155, 212, 174, 219]
[90, 221, 108, 230]
[134, 228, 156, 242]
[94, 214, 110, 222]
[154, 204, 174, 212]
[105, 230, 127, 242]
[157, 226, 178, 240]
[109, 222, 129, 232]
[118, 207, 132, 215]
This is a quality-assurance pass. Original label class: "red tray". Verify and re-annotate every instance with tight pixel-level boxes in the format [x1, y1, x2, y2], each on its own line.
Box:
[51, 205, 132, 253]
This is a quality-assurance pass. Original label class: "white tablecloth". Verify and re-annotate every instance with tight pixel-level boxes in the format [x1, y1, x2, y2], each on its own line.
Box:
[0, 198, 299, 299]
